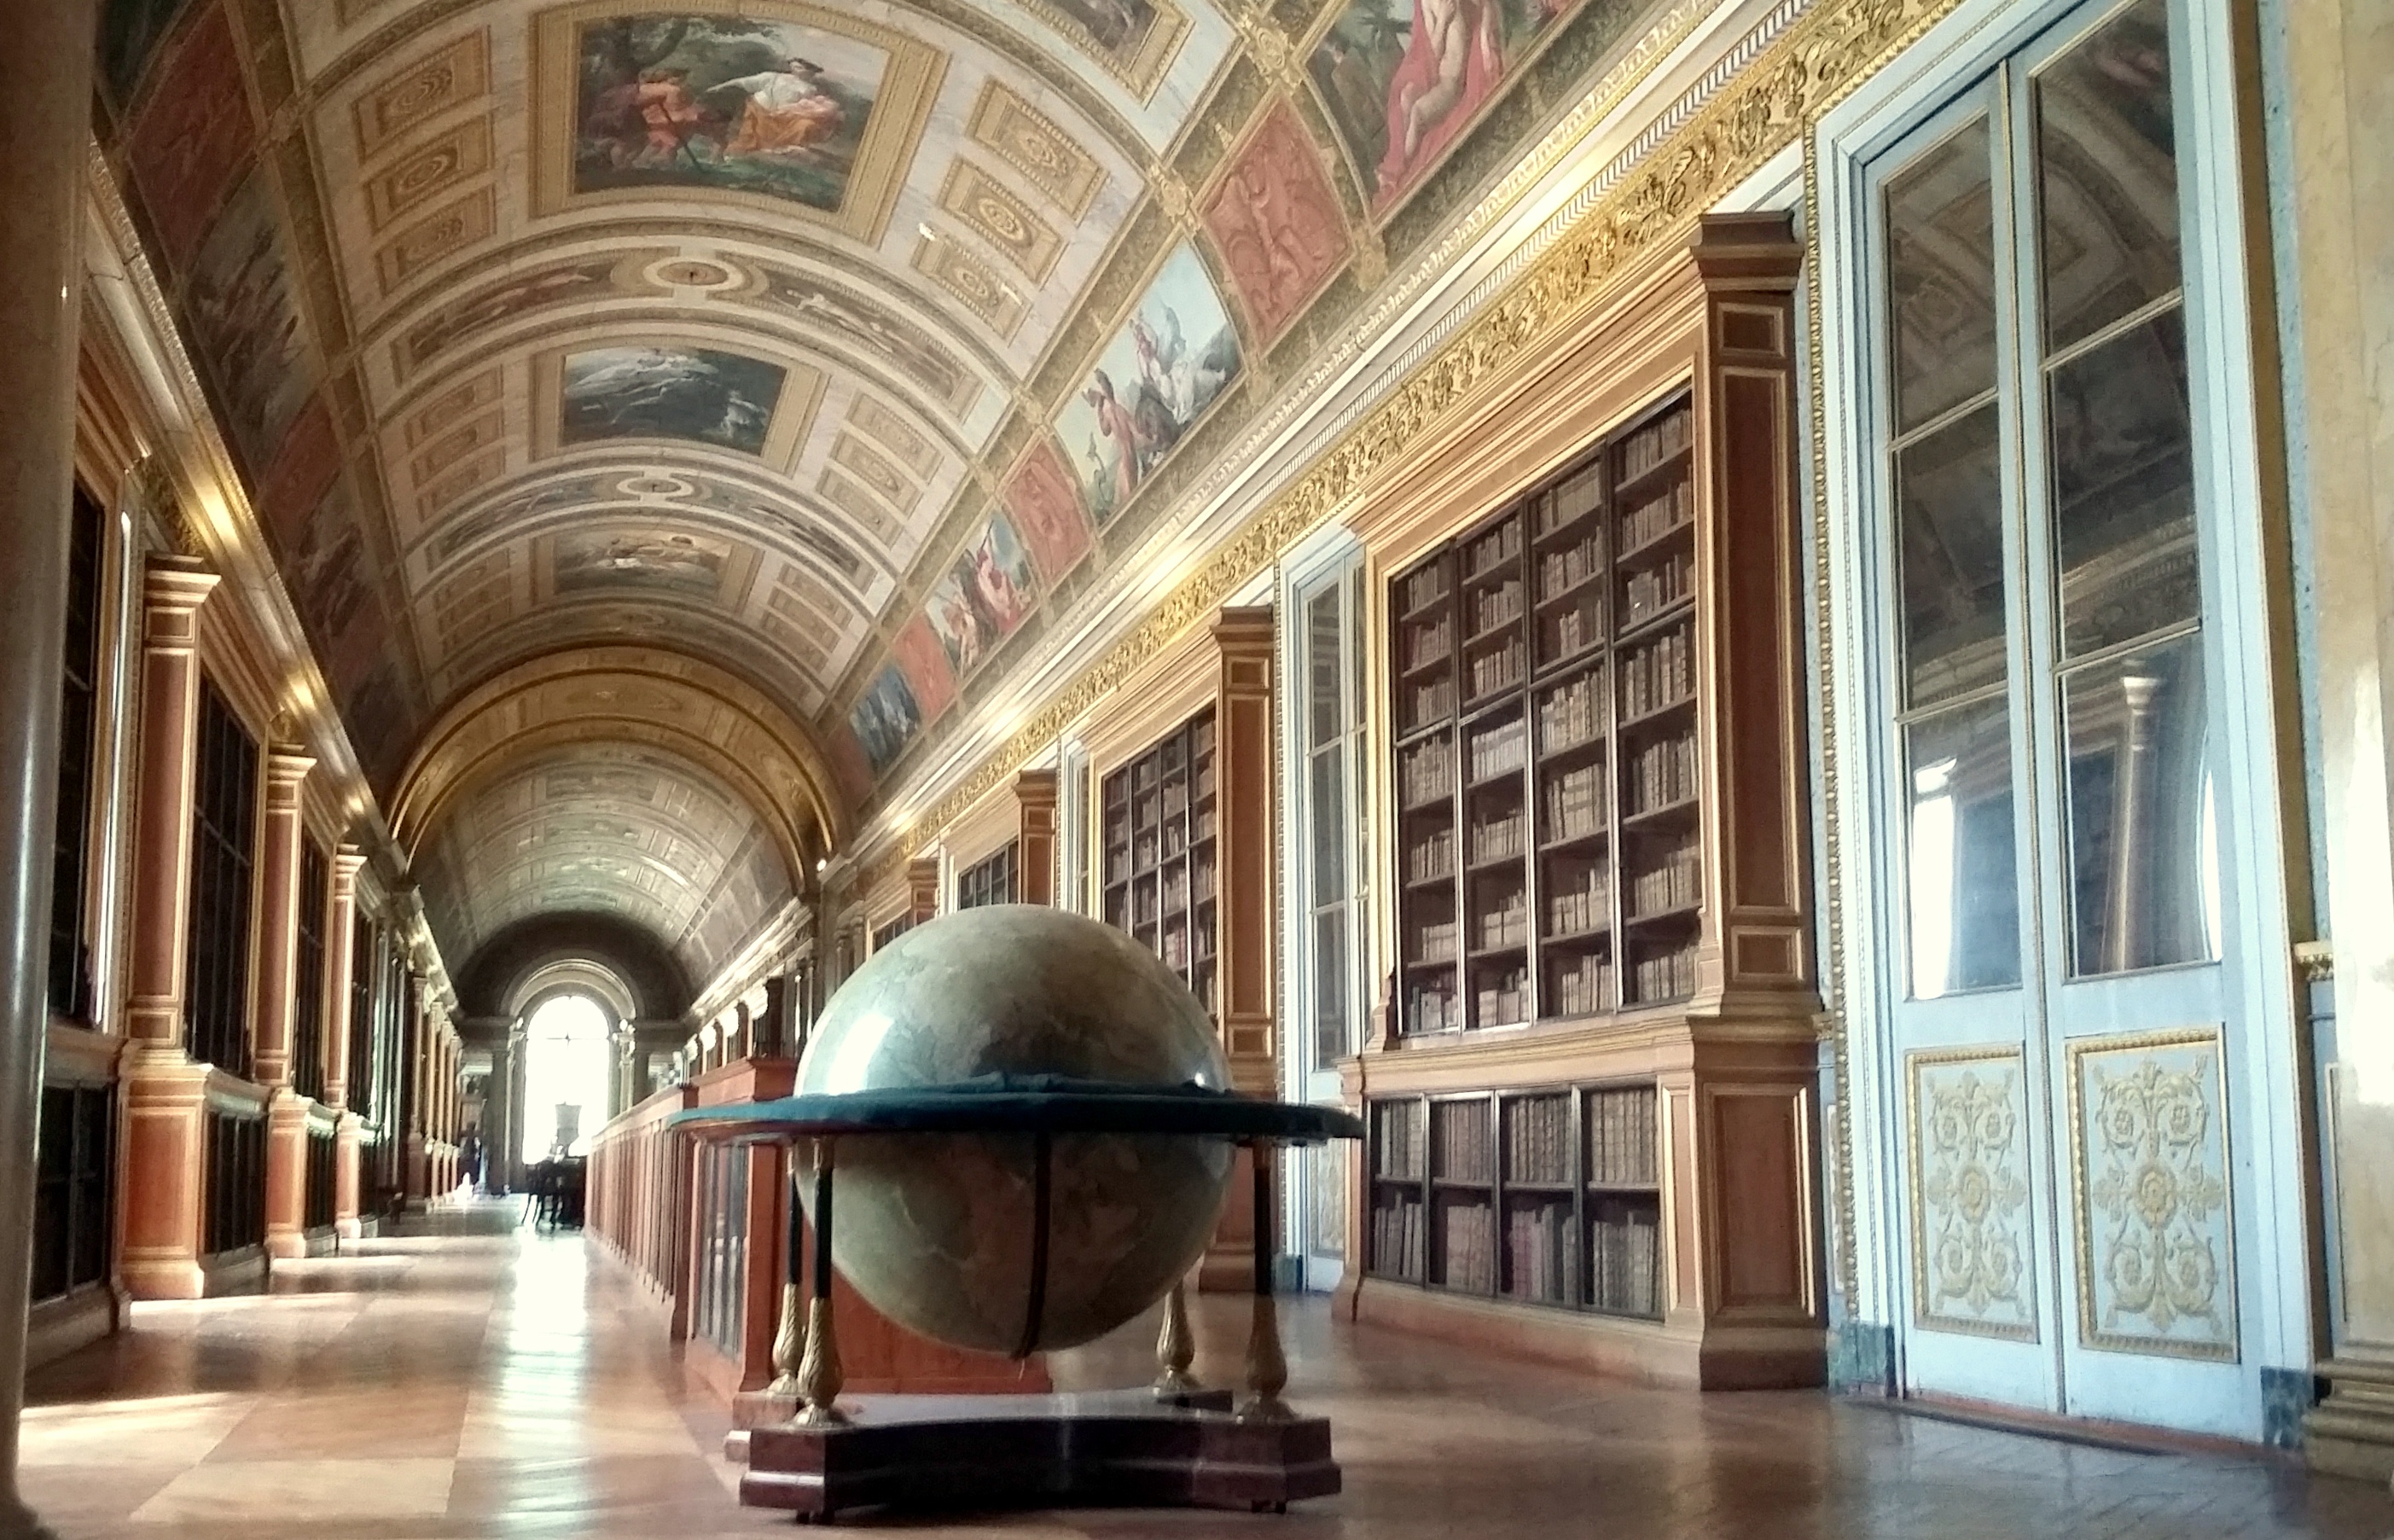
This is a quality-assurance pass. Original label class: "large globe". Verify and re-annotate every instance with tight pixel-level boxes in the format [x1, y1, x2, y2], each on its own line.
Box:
[795, 904, 1234, 1355]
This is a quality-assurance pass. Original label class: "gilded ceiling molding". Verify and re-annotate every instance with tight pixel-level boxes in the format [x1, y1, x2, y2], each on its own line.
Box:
[392, 643, 851, 863]
[857, 0, 1977, 889]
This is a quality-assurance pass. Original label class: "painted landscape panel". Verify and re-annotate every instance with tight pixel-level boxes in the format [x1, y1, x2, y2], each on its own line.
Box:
[850, 662, 922, 775]
[560, 346, 784, 453]
[924, 514, 1037, 678]
[572, 15, 886, 212]
[1308, 0, 1591, 214]
[1052, 243, 1241, 524]
[554, 528, 731, 599]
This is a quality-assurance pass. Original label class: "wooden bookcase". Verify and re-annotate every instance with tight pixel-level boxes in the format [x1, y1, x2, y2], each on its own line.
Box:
[953, 841, 1019, 909]
[1368, 1084, 1660, 1315]
[1343, 214, 1823, 1391]
[1392, 393, 1699, 1036]
[1101, 709, 1219, 1014]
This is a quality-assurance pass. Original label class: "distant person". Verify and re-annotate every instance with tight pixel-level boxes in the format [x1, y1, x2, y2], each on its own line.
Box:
[458, 1126, 484, 1195]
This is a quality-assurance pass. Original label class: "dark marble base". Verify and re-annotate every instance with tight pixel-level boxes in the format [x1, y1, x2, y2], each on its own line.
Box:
[1828, 1321, 1896, 1397]
[741, 1389, 1337, 1522]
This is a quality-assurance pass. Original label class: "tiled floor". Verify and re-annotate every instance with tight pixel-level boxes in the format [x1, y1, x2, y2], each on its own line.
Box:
[20, 1208, 2394, 1538]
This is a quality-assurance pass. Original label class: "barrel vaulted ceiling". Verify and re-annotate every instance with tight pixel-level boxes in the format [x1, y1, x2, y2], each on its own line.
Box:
[94, 0, 1685, 991]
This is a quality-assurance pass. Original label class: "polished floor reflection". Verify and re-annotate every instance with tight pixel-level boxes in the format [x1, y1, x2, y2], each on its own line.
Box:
[20, 1209, 2393, 1538]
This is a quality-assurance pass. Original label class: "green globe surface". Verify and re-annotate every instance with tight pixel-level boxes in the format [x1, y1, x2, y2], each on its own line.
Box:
[796, 904, 1233, 1355]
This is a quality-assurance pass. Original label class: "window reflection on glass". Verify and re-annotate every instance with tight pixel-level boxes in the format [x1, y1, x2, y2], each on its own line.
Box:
[1886, 116, 1998, 435]
[1905, 700, 2022, 997]
[1897, 402, 2008, 708]
[1314, 910, 1348, 1068]
[2062, 631, 2217, 975]
[2048, 309, 2198, 659]
[1311, 749, 1345, 904]
[2036, 0, 2179, 353]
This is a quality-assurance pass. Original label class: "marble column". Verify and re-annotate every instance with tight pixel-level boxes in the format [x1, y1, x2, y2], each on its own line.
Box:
[1015, 769, 1058, 906]
[0, 0, 99, 1522]
[2285, 0, 2394, 1484]
[1200, 607, 1275, 1292]
[256, 750, 317, 1259]
[324, 849, 365, 1236]
[119, 561, 224, 1301]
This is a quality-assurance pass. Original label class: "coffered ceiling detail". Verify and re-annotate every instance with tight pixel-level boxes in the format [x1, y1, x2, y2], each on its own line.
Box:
[95, 0, 1684, 994]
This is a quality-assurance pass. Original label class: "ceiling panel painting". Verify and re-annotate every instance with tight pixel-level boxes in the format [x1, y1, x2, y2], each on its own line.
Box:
[92, 0, 1705, 985]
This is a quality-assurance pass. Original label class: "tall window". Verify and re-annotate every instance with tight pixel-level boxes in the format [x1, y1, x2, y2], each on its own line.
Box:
[954, 842, 1019, 909]
[185, 683, 258, 1077]
[1299, 567, 1368, 1069]
[48, 486, 105, 1022]
[292, 840, 328, 1102]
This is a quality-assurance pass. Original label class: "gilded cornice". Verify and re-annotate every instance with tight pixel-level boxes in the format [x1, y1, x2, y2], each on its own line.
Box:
[859, 0, 1976, 892]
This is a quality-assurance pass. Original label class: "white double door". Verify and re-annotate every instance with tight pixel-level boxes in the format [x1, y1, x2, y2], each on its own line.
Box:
[1864, 0, 2257, 1431]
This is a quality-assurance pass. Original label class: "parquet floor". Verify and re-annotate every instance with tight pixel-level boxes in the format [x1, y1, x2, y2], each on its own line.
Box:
[20, 1207, 2392, 1538]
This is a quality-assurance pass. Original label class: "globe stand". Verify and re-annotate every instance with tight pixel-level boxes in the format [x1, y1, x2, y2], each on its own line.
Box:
[1152, 1281, 1200, 1399]
[765, 1165, 809, 1402]
[793, 1139, 849, 1428]
[675, 1061, 1363, 1524]
[1235, 1142, 1296, 1427]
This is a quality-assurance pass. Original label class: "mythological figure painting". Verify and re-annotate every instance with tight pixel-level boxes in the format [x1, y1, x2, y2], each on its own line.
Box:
[1052, 243, 1241, 524]
[554, 528, 731, 599]
[851, 663, 923, 774]
[1308, 0, 1589, 213]
[185, 169, 318, 475]
[925, 515, 1037, 677]
[572, 15, 885, 212]
[560, 346, 785, 454]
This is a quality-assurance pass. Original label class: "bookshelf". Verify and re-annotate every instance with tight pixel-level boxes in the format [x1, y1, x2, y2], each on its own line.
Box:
[1392, 392, 1699, 1035]
[1101, 709, 1218, 1014]
[954, 840, 1019, 909]
[1344, 216, 1822, 1390]
[1367, 1084, 1659, 1317]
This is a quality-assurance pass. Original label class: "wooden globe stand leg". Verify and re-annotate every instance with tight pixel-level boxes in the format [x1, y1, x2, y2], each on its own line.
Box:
[1153, 1281, 1199, 1398]
[1236, 1141, 1293, 1426]
[796, 1137, 847, 1428]
[768, 1155, 807, 1401]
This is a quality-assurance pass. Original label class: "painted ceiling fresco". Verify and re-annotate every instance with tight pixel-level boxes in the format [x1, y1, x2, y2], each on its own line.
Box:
[413, 742, 792, 984]
[94, 0, 1676, 990]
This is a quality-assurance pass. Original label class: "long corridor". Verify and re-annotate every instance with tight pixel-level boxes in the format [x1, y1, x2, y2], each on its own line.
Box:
[19, 1218, 2394, 1540]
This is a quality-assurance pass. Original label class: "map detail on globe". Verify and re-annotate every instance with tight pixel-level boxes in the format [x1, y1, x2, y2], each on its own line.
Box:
[796, 905, 1235, 1355]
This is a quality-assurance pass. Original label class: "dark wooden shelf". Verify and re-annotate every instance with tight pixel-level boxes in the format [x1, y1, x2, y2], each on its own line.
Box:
[1614, 594, 1696, 645]
[1621, 796, 1701, 831]
[1615, 514, 1694, 568]
[1613, 443, 1692, 503]
[1617, 694, 1696, 734]
[1623, 902, 1701, 927]
[1535, 570, 1605, 611]
[1538, 827, 1607, 854]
